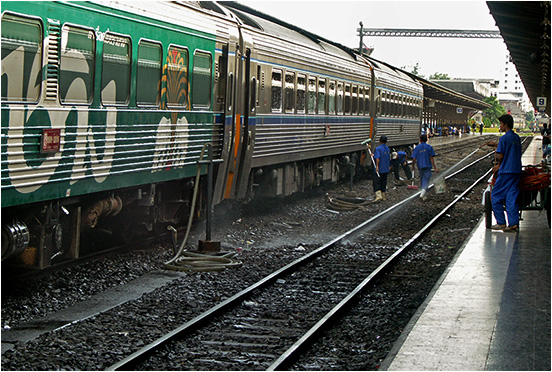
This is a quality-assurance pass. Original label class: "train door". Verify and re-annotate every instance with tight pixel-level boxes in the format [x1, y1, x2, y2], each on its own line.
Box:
[235, 40, 257, 199]
[213, 31, 255, 201]
[213, 38, 239, 204]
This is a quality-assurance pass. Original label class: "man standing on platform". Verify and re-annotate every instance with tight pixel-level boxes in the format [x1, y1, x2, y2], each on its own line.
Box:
[490, 114, 522, 232]
[411, 134, 438, 201]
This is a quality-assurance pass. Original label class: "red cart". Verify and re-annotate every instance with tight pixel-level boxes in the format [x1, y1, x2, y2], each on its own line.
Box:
[484, 164, 551, 228]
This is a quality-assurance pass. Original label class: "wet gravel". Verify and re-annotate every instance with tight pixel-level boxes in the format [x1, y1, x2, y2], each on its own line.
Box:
[1, 135, 516, 370]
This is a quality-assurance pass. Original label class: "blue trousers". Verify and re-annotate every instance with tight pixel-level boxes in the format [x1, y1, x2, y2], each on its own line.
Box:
[418, 168, 432, 190]
[491, 173, 521, 226]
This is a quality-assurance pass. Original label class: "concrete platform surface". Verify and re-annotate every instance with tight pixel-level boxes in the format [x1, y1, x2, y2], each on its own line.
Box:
[381, 137, 550, 371]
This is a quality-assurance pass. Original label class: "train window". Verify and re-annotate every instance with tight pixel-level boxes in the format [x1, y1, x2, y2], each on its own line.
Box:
[317, 79, 325, 114]
[284, 71, 295, 113]
[137, 41, 161, 107]
[336, 82, 343, 114]
[307, 77, 316, 114]
[328, 81, 336, 114]
[1, 13, 43, 103]
[167, 46, 189, 108]
[60, 25, 95, 105]
[364, 86, 370, 114]
[214, 45, 228, 112]
[250, 77, 257, 113]
[296, 74, 306, 113]
[271, 69, 282, 112]
[192, 51, 212, 109]
[397, 95, 402, 117]
[227, 73, 234, 112]
[101, 33, 131, 106]
[352, 86, 358, 114]
[358, 87, 364, 115]
[256, 65, 261, 107]
[344, 84, 351, 114]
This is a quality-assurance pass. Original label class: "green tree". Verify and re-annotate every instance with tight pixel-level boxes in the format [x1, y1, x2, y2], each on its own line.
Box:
[429, 72, 450, 80]
[401, 62, 424, 78]
[483, 96, 506, 126]
[525, 110, 534, 123]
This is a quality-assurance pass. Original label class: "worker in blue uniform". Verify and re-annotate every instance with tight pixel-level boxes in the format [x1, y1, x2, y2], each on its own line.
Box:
[391, 150, 412, 184]
[372, 135, 390, 202]
[411, 134, 438, 200]
[490, 114, 522, 232]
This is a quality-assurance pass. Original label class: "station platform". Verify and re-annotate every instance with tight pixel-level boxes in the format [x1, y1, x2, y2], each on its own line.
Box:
[381, 137, 551, 371]
[427, 131, 490, 147]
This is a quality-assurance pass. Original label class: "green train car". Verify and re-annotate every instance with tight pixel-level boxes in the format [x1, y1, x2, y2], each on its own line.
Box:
[2, 1, 423, 268]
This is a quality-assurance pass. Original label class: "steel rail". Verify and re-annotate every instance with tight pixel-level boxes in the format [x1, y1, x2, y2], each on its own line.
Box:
[267, 165, 495, 370]
[107, 150, 494, 371]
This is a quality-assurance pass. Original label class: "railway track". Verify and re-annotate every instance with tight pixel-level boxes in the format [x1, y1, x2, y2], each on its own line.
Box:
[107, 147, 498, 371]
[2, 137, 532, 370]
[0, 135, 495, 283]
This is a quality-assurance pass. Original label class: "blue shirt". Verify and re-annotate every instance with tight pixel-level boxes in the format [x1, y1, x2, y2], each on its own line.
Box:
[391, 150, 407, 166]
[397, 150, 407, 164]
[412, 142, 436, 169]
[374, 144, 390, 173]
[496, 130, 522, 174]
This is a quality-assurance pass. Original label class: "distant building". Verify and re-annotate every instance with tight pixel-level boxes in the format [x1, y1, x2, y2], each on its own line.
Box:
[497, 54, 532, 112]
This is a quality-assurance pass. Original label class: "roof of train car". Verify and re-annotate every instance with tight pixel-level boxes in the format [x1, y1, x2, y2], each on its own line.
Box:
[218, 1, 359, 61]
[218, 1, 489, 111]
[368, 56, 491, 111]
[218, 1, 424, 95]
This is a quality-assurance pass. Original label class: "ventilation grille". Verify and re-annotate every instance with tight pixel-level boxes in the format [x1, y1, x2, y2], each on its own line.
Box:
[214, 60, 219, 85]
[45, 19, 60, 101]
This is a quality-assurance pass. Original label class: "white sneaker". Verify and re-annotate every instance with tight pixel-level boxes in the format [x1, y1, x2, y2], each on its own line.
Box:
[420, 189, 427, 199]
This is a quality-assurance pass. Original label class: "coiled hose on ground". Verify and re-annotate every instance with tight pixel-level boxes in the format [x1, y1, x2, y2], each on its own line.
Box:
[325, 194, 372, 211]
[163, 143, 242, 272]
[164, 251, 243, 272]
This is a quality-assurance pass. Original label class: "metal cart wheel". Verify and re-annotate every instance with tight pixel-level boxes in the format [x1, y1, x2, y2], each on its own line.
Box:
[484, 190, 492, 229]
[545, 187, 551, 227]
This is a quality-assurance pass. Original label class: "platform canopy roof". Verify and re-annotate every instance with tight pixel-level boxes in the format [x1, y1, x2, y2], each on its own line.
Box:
[419, 78, 492, 111]
[366, 57, 492, 111]
[487, 1, 551, 115]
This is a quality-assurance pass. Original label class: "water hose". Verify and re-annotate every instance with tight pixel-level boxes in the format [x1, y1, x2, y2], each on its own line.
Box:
[163, 143, 243, 272]
[165, 251, 243, 272]
[325, 194, 371, 211]
[520, 165, 551, 191]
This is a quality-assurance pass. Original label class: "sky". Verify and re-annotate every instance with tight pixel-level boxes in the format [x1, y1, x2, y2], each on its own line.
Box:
[241, 1, 510, 81]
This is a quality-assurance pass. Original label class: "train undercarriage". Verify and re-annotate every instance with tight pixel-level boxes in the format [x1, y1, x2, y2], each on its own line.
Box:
[2, 150, 371, 269]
